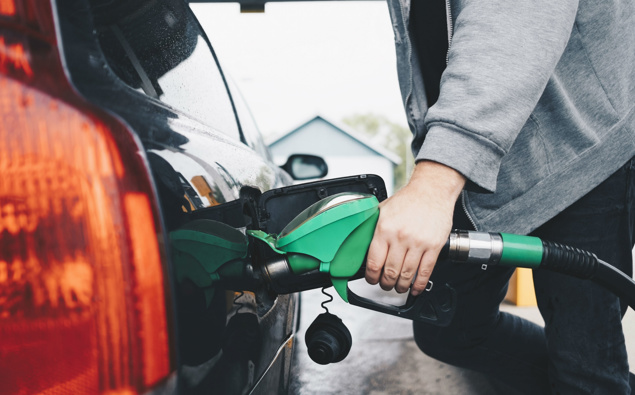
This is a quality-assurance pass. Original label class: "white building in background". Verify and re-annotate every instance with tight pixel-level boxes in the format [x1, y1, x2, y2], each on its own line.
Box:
[268, 116, 401, 196]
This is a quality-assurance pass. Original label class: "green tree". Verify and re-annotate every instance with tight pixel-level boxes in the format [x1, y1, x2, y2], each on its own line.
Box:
[343, 113, 412, 190]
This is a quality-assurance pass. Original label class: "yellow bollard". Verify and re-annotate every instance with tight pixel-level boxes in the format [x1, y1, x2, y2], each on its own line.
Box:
[505, 268, 538, 306]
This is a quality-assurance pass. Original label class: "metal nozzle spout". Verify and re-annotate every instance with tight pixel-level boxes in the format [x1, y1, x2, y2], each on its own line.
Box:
[261, 255, 332, 295]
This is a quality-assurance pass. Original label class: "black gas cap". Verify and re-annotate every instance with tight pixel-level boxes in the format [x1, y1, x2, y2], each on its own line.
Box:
[305, 312, 352, 365]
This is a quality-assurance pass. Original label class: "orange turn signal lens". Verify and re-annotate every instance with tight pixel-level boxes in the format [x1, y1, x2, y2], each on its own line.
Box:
[0, 70, 171, 394]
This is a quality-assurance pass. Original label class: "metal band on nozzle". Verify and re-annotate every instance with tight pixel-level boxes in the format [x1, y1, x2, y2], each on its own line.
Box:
[446, 231, 504, 265]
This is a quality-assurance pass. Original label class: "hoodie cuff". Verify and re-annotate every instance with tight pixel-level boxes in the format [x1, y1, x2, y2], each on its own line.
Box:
[415, 123, 506, 193]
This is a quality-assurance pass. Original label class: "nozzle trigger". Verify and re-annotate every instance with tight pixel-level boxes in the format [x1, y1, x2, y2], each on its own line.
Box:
[345, 282, 457, 326]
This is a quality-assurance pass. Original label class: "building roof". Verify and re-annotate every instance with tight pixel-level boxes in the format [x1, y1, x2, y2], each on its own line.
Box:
[267, 115, 402, 165]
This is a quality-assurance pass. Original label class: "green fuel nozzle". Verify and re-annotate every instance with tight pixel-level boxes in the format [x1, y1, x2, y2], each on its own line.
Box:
[168, 193, 381, 303]
[249, 193, 379, 302]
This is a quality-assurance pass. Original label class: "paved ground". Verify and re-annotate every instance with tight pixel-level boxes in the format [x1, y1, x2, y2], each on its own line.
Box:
[289, 272, 635, 395]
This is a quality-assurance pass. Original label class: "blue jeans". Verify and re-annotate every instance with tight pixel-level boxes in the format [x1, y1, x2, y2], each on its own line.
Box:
[413, 157, 635, 394]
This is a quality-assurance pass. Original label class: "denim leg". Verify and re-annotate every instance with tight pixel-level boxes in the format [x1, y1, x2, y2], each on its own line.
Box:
[413, 203, 550, 394]
[531, 157, 635, 394]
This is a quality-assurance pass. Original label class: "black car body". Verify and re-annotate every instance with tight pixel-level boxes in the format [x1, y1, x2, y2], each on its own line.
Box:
[0, 0, 312, 393]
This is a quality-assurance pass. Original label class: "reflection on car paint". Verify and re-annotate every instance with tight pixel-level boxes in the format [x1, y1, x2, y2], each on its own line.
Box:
[191, 175, 222, 207]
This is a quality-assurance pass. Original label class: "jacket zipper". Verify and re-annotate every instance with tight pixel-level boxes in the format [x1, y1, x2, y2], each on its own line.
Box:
[444, 0, 475, 230]
[445, 0, 453, 64]
[397, 0, 414, 120]
[461, 191, 479, 231]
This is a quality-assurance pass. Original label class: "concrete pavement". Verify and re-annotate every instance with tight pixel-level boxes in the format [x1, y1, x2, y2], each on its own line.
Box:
[290, 279, 635, 394]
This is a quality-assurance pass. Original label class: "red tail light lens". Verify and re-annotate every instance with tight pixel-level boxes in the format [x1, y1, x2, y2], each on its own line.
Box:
[0, 1, 173, 394]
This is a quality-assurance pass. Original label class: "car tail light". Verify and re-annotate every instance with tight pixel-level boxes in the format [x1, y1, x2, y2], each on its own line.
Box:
[0, 1, 174, 394]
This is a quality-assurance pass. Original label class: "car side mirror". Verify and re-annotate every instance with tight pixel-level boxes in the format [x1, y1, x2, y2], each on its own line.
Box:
[281, 154, 328, 180]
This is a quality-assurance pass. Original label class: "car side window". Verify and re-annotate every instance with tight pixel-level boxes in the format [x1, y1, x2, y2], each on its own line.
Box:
[92, 0, 241, 140]
[225, 76, 273, 161]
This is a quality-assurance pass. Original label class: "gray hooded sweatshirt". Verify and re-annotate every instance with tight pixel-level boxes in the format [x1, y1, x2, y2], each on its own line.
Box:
[387, 0, 635, 234]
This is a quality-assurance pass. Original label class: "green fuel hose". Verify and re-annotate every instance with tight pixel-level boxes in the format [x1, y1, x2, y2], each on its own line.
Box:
[442, 231, 635, 310]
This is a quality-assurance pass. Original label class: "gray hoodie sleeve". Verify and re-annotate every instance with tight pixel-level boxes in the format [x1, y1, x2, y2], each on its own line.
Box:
[417, 0, 579, 192]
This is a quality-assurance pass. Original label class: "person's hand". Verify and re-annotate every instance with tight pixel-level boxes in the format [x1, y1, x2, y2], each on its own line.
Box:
[365, 161, 466, 295]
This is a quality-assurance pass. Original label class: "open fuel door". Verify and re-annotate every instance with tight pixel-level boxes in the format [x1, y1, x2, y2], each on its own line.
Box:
[254, 174, 387, 234]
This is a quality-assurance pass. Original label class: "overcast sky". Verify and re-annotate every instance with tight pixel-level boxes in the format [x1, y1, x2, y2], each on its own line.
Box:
[191, 1, 407, 138]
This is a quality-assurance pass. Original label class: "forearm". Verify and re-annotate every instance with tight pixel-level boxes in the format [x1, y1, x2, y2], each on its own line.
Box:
[408, 160, 466, 204]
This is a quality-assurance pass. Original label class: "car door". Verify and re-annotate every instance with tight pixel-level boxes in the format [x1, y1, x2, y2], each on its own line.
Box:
[56, 0, 297, 393]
